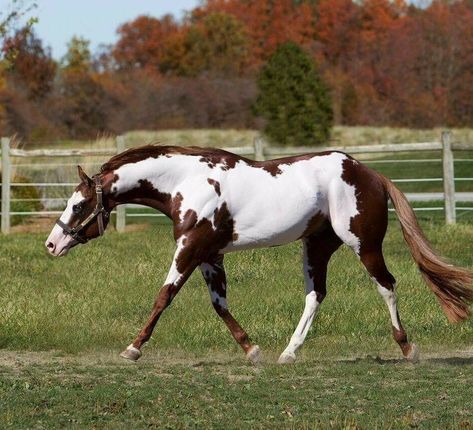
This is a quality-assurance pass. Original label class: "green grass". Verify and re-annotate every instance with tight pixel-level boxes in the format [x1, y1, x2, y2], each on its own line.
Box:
[1, 353, 473, 429]
[1, 222, 473, 428]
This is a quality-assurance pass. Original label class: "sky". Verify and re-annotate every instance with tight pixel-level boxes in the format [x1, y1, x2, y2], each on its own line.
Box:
[1, 0, 200, 59]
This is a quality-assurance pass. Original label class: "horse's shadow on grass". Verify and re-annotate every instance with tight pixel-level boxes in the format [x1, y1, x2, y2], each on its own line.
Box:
[338, 355, 473, 366]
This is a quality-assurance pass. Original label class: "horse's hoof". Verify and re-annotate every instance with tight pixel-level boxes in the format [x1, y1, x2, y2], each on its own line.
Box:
[406, 343, 419, 363]
[119, 344, 142, 362]
[278, 352, 296, 364]
[246, 345, 262, 364]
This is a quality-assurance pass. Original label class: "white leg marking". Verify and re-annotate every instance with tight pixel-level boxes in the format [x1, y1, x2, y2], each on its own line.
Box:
[374, 280, 401, 331]
[279, 291, 319, 364]
[279, 240, 322, 364]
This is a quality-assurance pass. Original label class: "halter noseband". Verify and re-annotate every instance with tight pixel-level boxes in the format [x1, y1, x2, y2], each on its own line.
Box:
[55, 176, 108, 244]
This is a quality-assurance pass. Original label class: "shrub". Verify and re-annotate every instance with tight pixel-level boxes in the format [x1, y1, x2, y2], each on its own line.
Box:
[253, 42, 333, 146]
[0, 174, 42, 226]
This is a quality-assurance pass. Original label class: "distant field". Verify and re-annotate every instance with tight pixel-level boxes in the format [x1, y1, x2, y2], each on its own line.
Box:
[1, 221, 473, 428]
[23, 126, 473, 149]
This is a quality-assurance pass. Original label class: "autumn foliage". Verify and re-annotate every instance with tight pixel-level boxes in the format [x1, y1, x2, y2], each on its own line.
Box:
[1, 0, 473, 140]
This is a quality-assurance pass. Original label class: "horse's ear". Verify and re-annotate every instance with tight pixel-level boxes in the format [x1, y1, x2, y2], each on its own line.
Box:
[77, 165, 93, 187]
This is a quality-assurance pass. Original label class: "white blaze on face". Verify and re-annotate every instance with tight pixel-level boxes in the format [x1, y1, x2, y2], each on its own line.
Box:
[45, 191, 85, 256]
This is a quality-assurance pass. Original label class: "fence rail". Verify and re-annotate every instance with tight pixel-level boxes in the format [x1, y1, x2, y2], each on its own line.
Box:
[1, 131, 472, 234]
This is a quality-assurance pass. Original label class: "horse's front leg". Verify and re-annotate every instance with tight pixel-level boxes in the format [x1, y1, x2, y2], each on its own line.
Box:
[200, 255, 261, 364]
[120, 238, 198, 361]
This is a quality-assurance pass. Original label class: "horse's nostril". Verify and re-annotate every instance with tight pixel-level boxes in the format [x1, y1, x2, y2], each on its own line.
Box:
[47, 242, 55, 249]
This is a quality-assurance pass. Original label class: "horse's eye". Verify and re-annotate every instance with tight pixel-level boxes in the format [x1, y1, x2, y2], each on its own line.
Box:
[72, 203, 83, 214]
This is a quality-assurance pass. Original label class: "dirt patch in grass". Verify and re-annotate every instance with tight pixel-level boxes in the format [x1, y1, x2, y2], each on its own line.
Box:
[2, 348, 473, 369]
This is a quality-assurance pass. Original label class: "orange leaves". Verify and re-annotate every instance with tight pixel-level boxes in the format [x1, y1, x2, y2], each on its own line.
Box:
[113, 15, 180, 72]
[196, 0, 316, 67]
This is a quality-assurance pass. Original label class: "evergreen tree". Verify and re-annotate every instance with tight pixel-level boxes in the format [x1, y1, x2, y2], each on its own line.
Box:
[253, 42, 333, 146]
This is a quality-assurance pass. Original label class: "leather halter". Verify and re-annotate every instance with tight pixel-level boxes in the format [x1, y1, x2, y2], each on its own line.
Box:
[55, 176, 108, 244]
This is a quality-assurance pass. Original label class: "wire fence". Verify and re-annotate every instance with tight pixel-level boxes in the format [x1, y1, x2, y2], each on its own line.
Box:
[0, 131, 472, 234]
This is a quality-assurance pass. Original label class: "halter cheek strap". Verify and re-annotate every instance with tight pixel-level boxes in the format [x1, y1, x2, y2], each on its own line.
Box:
[55, 176, 108, 244]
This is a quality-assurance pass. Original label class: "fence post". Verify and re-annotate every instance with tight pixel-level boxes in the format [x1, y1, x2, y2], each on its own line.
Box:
[254, 136, 265, 161]
[1, 137, 11, 234]
[115, 135, 126, 232]
[442, 130, 456, 225]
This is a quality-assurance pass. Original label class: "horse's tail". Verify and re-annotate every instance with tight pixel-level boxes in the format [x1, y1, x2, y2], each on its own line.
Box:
[378, 173, 473, 322]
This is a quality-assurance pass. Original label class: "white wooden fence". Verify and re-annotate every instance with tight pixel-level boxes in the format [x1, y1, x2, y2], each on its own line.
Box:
[1, 131, 472, 234]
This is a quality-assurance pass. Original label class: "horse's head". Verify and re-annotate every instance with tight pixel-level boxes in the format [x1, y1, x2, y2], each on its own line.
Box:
[45, 166, 112, 256]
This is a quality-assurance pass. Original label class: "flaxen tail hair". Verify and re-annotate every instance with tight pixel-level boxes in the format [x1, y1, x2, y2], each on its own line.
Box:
[378, 173, 473, 322]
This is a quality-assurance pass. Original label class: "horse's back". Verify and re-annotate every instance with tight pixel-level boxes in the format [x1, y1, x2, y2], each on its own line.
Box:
[221, 151, 354, 251]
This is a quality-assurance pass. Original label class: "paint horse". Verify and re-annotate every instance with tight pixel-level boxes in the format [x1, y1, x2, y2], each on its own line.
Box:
[46, 145, 473, 364]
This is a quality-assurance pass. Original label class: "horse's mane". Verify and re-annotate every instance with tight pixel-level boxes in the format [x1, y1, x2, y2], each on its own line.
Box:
[100, 144, 242, 172]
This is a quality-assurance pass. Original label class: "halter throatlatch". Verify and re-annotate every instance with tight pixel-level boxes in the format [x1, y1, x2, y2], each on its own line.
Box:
[55, 176, 108, 244]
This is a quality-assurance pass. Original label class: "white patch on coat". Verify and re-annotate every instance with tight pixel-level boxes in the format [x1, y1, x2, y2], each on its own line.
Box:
[164, 236, 186, 286]
[328, 161, 360, 254]
[200, 262, 228, 309]
[45, 191, 85, 256]
[110, 151, 361, 253]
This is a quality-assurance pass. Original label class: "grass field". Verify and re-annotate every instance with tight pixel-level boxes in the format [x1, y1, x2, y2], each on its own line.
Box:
[1, 221, 473, 428]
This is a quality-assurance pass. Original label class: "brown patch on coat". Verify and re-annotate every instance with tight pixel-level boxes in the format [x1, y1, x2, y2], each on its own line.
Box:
[303, 226, 343, 302]
[174, 202, 236, 273]
[207, 178, 221, 196]
[341, 157, 388, 255]
[300, 212, 328, 238]
[101, 144, 246, 173]
[111, 178, 173, 218]
[255, 151, 337, 177]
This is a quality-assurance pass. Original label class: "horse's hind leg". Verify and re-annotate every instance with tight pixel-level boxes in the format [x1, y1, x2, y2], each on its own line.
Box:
[328, 166, 418, 361]
[200, 255, 261, 364]
[278, 227, 342, 364]
[360, 249, 419, 361]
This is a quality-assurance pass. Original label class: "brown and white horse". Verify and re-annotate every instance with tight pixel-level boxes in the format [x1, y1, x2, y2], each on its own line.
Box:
[46, 145, 473, 364]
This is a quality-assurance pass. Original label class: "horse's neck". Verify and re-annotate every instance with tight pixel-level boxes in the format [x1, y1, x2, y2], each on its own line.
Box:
[108, 155, 196, 216]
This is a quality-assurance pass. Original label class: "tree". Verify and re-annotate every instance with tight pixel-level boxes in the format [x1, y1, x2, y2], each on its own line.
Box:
[113, 15, 179, 73]
[0, 0, 37, 55]
[195, 0, 315, 68]
[62, 36, 91, 72]
[253, 42, 333, 146]
[55, 71, 108, 138]
[2, 28, 56, 99]
[176, 12, 249, 77]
